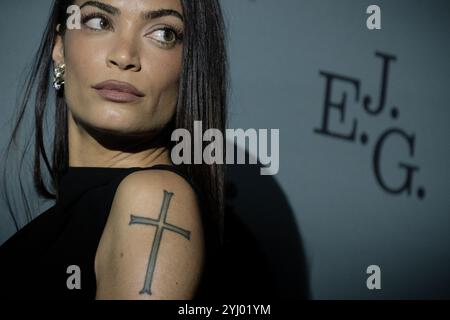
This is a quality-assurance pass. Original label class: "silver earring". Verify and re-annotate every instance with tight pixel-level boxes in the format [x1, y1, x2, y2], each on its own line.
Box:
[53, 63, 65, 90]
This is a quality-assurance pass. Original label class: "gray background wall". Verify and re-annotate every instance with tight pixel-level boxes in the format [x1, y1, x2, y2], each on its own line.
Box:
[1, 0, 449, 299]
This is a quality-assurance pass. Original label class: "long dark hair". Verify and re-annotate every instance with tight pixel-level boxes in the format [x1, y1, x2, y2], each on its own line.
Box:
[3, 0, 227, 245]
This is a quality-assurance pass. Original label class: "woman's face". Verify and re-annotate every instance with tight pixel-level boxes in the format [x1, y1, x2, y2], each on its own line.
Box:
[53, 0, 184, 137]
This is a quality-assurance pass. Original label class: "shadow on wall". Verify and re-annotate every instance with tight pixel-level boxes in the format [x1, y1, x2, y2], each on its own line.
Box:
[219, 148, 310, 299]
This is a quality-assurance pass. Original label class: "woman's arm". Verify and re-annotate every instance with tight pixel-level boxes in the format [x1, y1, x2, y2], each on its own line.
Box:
[95, 169, 205, 300]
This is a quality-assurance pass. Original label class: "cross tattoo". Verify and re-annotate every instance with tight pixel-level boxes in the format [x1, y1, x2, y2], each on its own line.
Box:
[129, 190, 191, 295]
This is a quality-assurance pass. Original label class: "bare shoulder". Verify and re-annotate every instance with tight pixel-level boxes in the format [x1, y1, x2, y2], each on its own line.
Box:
[95, 168, 205, 300]
[116, 169, 200, 208]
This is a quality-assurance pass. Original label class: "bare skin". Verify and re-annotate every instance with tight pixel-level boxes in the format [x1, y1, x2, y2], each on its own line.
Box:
[52, 0, 205, 299]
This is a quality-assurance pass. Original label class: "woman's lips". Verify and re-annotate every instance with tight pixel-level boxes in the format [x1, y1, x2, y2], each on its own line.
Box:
[94, 88, 142, 103]
[92, 80, 145, 103]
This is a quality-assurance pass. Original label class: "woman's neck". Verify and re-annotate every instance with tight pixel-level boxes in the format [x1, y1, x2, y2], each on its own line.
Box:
[68, 114, 173, 169]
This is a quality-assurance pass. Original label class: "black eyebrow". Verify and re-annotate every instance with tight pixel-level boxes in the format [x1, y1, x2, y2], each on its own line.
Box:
[143, 9, 184, 22]
[80, 1, 120, 15]
[79, 1, 183, 22]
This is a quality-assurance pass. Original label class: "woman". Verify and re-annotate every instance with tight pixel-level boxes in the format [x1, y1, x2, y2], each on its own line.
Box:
[0, 0, 227, 300]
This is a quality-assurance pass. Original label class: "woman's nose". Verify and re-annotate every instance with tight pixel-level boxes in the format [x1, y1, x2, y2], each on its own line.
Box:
[106, 34, 141, 72]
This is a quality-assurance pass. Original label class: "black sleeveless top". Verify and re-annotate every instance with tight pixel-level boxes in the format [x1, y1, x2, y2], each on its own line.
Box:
[0, 165, 221, 299]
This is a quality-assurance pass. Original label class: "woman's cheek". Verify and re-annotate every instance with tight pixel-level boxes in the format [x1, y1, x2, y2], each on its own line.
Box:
[63, 36, 105, 112]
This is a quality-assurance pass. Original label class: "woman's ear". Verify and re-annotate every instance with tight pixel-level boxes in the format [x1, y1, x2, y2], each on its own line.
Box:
[52, 25, 65, 65]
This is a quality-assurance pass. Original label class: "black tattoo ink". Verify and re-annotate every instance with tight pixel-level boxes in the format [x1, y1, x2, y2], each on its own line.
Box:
[129, 190, 191, 295]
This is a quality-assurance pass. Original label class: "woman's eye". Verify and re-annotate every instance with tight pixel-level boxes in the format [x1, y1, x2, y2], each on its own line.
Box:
[149, 28, 181, 46]
[83, 16, 111, 31]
